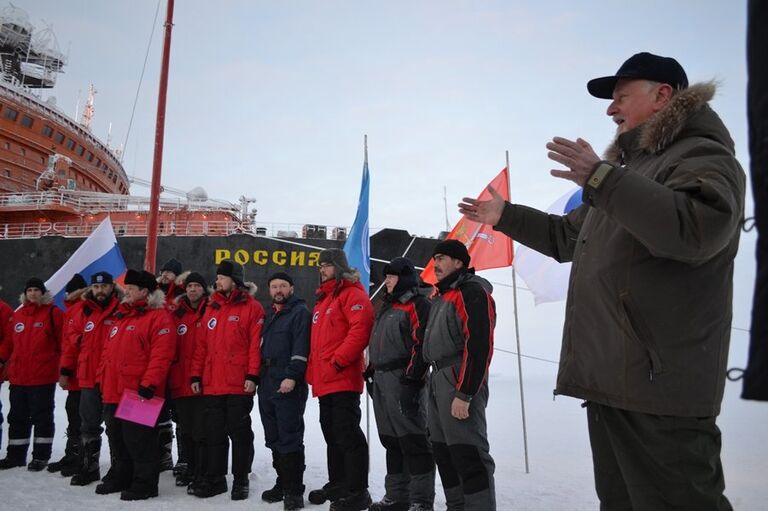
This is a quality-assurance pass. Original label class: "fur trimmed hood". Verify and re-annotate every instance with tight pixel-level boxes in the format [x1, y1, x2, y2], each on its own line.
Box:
[604, 81, 732, 162]
[19, 290, 53, 306]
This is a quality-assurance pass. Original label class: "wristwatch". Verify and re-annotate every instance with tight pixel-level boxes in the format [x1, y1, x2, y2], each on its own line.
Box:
[586, 160, 615, 189]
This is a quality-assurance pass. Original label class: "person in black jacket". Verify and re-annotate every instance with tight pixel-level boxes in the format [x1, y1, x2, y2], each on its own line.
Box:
[368, 257, 435, 511]
[257, 272, 311, 511]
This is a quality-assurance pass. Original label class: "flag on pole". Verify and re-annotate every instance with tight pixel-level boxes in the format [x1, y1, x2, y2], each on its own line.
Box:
[45, 217, 127, 308]
[514, 188, 583, 305]
[343, 143, 371, 292]
[421, 167, 513, 284]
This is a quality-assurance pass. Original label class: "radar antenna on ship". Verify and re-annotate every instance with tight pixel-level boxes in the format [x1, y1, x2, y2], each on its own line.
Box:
[81, 83, 96, 130]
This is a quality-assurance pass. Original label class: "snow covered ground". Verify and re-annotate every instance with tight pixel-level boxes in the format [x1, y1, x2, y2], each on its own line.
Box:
[1, 347, 765, 510]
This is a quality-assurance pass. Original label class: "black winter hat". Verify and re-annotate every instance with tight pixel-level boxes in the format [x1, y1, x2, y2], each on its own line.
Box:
[383, 257, 418, 296]
[432, 239, 471, 267]
[160, 258, 183, 275]
[25, 277, 46, 293]
[184, 272, 208, 290]
[319, 248, 353, 279]
[124, 269, 158, 292]
[91, 271, 114, 285]
[587, 52, 688, 99]
[65, 273, 87, 294]
[216, 260, 245, 288]
[268, 272, 294, 286]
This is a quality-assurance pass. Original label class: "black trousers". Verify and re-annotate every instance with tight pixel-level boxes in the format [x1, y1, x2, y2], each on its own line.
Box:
[7, 383, 56, 461]
[318, 391, 369, 495]
[103, 404, 160, 494]
[173, 396, 205, 476]
[586, 402, 732, 511]
[202, 394, 254, 478]
[64, 390, 82, 439]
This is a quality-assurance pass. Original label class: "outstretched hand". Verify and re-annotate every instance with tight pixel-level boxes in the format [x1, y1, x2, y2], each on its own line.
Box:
[457, 186, 506, 226]
[547, 137, 600, 186]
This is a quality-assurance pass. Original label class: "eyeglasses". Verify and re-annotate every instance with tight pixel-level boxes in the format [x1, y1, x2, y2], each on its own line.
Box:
[319, 263, 334, 269]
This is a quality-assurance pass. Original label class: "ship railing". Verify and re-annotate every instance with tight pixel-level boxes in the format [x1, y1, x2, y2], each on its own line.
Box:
[0, 191, 240, 214]
[0, 220, 358, 240]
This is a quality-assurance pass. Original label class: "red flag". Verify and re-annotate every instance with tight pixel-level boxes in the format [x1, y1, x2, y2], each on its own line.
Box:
[421, 167, 513, 284]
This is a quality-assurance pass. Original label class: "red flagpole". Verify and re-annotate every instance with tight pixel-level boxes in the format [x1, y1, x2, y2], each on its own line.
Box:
[144, 0, 175, 273]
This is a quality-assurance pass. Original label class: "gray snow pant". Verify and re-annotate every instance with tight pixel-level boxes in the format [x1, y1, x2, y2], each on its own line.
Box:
[371, 369, 435, 506]
[427, 366, 495, 511]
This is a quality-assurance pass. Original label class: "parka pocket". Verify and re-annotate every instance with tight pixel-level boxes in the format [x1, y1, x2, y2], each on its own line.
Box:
[226, 354, 248, 386]
[619, 292, 664, 379]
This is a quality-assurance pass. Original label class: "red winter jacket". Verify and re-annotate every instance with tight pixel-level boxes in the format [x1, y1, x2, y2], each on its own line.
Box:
[60, 290, 122, 389]
[0, 294, 63, 386]
[191, 287, 264, 396]
[168, 294, 207, 399]
[307, 277, 374, 398]
[98, 292, 175, 404]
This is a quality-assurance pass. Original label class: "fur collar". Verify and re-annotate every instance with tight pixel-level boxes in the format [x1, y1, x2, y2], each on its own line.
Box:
[604, 81, 716, 161]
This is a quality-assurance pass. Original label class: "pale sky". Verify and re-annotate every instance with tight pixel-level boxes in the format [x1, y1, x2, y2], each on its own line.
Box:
[15, 0, 751, 238]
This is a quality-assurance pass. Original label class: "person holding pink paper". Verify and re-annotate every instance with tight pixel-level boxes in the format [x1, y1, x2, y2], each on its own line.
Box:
[95, 269, 175, 501]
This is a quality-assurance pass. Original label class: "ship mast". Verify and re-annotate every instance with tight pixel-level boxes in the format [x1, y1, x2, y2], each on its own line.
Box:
[144, 0, 175, 273]
[81, 83, 96, 130]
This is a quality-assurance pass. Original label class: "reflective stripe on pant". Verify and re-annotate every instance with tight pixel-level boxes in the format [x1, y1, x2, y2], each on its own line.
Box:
[8, 383, 56, 461]
[586, 402, 733, 511]
[427, 368, 495, 511]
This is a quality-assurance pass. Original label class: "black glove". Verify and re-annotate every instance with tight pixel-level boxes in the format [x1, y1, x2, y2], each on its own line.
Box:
[363, 364, 374, 395]
[137, 385, 156, 400]
[399, 383, 422, 418]
[246, 374, 260, 386]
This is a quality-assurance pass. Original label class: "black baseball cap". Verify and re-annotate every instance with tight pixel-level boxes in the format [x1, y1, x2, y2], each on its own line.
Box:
[587, 52, 688, 99]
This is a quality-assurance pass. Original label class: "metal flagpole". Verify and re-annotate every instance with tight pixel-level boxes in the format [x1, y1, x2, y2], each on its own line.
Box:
[507, 150, 530, 473]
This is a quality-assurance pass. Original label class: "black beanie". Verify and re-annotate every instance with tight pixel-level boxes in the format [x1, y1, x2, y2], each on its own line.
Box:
[91, 271, 114, 285]
[432, 239, 471, 267]
[268, 272, 294, 286]
[25, 277, 46, 294]
[319, 248, 352, 279]
[124, 269, 158, 292]
[65, 273, 87, 294]
[184, 271, 208, 290]
[216, 260, 245, 287]
[160, 258, 183, 275]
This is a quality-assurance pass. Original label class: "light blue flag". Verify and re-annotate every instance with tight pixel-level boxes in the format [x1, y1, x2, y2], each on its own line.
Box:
[343, 156, 371, 293]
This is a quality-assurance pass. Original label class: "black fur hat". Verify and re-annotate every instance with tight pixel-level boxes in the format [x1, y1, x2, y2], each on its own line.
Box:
[160, 258, 183, 275]
[319, 249, 353, 280]
[216, 260, 245, 288]
[65, 273, 87, 294]
[124, 269, 158, 292]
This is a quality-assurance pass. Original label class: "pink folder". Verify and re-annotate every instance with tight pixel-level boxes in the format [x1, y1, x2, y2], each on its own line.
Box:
[115, 389, 165, 427]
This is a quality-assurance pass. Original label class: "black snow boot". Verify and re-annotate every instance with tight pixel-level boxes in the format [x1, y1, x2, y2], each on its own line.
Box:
[193, 476, 228, 498]
[70, 437, 101, 486]
[308, 482, 344, 505]
[48, 432, 80, 475]
[0, 444, 28, 470]
[281, 451, 306, 510]
[231, 474, 249, 501]
[369, 497, 410, 511]
[27, 459, 49, 471]
[329, 489, 372, 511]
[261, 450, 283, 503]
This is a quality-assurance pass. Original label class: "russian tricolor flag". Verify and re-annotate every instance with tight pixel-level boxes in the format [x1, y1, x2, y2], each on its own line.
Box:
[514, 188, 583, 305]
[45, 217, 127, 309]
